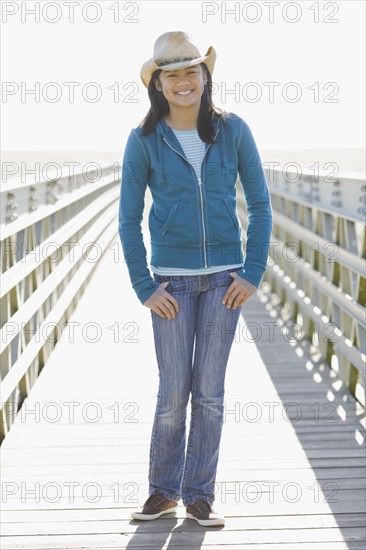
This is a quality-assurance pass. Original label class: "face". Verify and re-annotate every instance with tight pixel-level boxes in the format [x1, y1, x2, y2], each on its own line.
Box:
[154, 64, 207, 110]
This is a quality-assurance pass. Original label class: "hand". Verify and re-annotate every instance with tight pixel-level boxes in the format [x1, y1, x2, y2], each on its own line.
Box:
[143, 282, 180, 319]
[222, 272, 257, 309]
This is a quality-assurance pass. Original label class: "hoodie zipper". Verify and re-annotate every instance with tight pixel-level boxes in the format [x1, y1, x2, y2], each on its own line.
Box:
[162, 127, 219, 268]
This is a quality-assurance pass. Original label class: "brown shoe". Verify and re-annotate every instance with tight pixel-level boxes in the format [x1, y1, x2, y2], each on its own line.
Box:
[131, 493, 179, 521]
[186, 499, 225, 526]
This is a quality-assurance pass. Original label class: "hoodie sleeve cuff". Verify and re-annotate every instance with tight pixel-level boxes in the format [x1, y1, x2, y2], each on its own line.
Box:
[235, 266, 265, 289]
[135, 279, 161, 306]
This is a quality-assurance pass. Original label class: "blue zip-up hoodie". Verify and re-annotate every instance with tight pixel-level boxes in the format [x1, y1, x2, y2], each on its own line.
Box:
[118, 112, 273, 305]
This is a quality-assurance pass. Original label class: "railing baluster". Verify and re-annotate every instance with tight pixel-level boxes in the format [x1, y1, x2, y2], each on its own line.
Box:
[0, 161, 120, 442]
[237, 167, 366, 407]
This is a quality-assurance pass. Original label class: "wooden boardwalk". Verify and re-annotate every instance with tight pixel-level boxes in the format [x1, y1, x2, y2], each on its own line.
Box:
[1, 236, 365, 549]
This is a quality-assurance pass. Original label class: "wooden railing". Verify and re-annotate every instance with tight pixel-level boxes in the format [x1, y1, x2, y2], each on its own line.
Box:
[237, 166, 366, 407]
[0, 161, 121, 441]
[1, 158, 365, 443]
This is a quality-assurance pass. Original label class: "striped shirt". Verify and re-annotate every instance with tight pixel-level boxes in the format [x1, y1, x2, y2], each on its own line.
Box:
[150, 127, 243, 276]
[171, 127, 206, 182]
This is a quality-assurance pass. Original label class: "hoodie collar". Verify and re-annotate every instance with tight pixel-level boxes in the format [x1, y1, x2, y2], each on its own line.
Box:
[155, 116, 222, 185]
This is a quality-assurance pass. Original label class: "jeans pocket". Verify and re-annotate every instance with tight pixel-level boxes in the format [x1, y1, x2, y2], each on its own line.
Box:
[153, 273, 172, 287]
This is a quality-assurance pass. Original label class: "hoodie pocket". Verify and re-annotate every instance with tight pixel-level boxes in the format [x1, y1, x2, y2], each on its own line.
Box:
[206, 197, 241, 244]
[160, 203, 179, 236]
[223, 198, 240, 230]
[158, 201, 201, 247]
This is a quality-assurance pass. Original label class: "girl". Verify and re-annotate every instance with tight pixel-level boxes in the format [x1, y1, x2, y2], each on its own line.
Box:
[118, 31, 273, 527]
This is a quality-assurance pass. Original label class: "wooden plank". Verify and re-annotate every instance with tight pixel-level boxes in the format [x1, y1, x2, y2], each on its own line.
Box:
[1, 546, 365, 550]
[2, 484, 365, 507]
[6, 424, 364, 441]
[2, 449, 366, 467]
[2, 440, 364, 454]
[0, 527, 365, 549]
[1, 498, 365, 514]
[1, 517, 366, 538]
[1, 478, 365, 495]
[2, 458, 365, 474]
[0, 543, 365, 550]
[1, 511, 365, 530]
[2, 468, 365, 485]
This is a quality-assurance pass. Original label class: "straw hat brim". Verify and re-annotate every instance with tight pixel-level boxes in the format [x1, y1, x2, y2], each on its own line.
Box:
[140, 46, 216, 88]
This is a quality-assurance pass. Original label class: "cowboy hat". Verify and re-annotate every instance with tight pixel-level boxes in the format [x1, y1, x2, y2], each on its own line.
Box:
[140, 31, 216, 88]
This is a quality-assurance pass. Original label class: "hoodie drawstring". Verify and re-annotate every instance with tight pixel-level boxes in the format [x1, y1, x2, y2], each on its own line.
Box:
[158, 134, 164, 185]
[220, 118, 227, 183]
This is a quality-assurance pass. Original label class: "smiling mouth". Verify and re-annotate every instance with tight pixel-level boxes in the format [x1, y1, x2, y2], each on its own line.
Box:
[175, 89, 194, 96]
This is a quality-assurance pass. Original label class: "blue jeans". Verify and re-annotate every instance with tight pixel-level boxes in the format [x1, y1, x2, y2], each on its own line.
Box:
[148, 268, 243, 506]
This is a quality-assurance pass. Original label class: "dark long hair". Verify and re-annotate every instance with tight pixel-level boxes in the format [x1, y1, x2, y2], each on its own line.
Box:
[139, 63, 229, 143]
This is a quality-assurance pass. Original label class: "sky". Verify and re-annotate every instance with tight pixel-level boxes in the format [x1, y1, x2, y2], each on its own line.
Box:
[1, 0, 365, 151]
